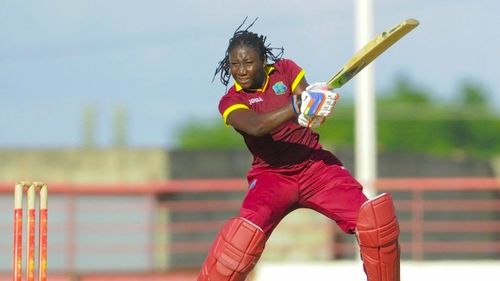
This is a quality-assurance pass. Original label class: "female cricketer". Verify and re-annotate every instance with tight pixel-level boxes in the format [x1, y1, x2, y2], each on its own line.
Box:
[198, 18, 401, 281]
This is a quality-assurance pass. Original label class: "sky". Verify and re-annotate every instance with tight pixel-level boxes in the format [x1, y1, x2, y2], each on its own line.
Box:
[1, 0, 499, 148]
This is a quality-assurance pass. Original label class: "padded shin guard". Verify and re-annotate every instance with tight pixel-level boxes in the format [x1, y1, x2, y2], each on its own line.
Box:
[198, 217, 267, 281]
[356, 193, 401, 281]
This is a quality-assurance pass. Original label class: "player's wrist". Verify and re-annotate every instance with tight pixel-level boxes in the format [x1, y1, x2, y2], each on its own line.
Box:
[306, 82, 328, 91]
[291, 95, 301, 115]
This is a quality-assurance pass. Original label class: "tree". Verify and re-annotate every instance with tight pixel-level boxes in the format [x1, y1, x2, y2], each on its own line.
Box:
[176, 120, 245, 150]
[175, 77, 500, 159]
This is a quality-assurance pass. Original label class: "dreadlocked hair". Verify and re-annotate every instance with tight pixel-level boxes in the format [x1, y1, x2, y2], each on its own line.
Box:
[213, 17, 284, 86]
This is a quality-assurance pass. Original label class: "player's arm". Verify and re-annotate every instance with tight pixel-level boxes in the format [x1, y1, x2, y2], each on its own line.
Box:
[226, 105, 296, 137]
[224, 72, 309, 136]
[226, 76, 315, 135]
[292, 76, 309, 95]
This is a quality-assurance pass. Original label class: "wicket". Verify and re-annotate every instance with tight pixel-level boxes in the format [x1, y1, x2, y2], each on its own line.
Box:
[13, 182, 48, 281]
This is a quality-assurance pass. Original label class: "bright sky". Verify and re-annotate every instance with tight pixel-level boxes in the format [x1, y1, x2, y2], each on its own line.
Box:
[1, 1, 499, 148]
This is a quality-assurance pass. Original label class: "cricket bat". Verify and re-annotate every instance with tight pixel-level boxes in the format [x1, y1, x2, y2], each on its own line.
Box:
[326, 18, 419, 90]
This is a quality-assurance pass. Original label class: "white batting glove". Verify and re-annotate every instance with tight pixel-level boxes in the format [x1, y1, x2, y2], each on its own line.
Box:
[306, 82, 329, 91]
[298, 114, 326, 128]
[292, 82, 339, 119]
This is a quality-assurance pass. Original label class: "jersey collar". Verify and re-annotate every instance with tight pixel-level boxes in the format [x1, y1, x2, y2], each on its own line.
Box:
[234, 65, 276, 93]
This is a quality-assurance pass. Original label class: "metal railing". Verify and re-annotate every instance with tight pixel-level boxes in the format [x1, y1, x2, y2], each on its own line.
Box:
[0, 177, 498, 280]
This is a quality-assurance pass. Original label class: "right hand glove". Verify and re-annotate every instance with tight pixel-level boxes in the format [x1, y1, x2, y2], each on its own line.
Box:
[292, 83, 339, 119]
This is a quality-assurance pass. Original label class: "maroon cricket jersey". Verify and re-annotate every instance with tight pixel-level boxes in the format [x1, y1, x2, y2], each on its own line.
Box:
[218, 59, 323, 171]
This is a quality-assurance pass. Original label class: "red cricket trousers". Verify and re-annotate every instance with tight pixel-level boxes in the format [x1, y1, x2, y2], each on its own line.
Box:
[240, 149, 368, 236]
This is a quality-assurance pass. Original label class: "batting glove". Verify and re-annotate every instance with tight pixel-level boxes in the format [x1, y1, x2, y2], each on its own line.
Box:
[292, 82, 339, 119]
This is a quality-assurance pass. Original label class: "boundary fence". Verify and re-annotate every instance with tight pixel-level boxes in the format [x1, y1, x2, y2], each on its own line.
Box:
[0, 177, 498, 280]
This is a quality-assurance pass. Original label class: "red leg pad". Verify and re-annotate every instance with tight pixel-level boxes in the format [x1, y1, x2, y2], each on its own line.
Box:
[198, 217, 266, 281]
[356, 193, 400, 281]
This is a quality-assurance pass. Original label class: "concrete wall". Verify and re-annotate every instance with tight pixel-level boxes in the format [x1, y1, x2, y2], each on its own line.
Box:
[331, 149, 495, 177]
[168, 149, 251, 179]
[0, 148, 494, 182]
[0, 148, 169, 183]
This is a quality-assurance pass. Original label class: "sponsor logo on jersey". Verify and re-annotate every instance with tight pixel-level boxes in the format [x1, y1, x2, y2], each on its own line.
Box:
[272, 81, 287, 95]
[249, 97, 264, 105]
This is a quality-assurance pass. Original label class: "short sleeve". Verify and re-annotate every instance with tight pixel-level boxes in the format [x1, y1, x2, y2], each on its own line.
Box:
[218, 88, 249, 125]
[276, 59, 305, 92]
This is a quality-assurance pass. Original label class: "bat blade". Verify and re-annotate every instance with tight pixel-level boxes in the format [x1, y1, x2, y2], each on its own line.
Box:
[326, 18, 419, 90]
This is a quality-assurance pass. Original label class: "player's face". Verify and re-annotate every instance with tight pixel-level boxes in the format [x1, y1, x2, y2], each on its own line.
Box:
[229, 45, 266, 91]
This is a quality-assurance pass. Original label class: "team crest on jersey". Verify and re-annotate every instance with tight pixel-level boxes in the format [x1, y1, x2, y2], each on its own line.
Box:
[272, 81, 287, 95]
